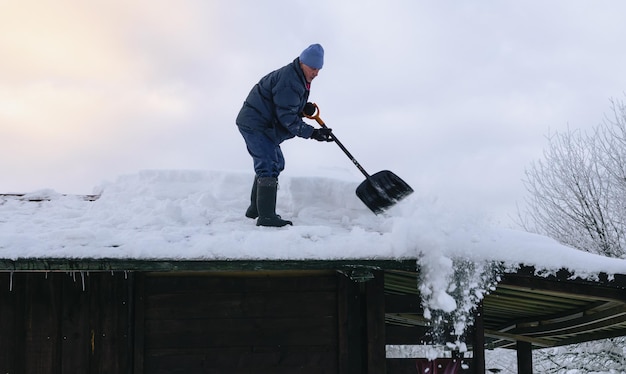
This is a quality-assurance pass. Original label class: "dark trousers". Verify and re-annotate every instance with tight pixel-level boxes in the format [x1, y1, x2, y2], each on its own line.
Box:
[238, 127, 285, 178]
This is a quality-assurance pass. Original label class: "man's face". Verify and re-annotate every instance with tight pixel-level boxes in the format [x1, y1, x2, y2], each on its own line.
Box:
[300, 63, 321, 83]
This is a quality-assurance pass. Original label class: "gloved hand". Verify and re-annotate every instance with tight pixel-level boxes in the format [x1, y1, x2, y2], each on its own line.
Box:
[311, 128, 333, 142]
[303, 102, 316, 117]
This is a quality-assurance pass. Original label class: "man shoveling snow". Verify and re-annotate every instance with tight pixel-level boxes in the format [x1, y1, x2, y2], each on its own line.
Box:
[236, 43, 333, 227]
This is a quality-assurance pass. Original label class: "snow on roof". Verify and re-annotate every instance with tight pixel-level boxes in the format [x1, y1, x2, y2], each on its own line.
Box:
[1, 170, 625, 280]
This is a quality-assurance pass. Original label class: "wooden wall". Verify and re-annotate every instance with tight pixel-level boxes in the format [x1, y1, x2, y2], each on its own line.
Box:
[0, 272, 133, 374]
[0, 270, 387, 374]
[135, 271, 340, 374]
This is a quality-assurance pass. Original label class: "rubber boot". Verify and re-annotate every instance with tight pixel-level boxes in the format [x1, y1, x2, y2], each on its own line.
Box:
[256, 177, 293, 227]
[245, 177, 258, 219]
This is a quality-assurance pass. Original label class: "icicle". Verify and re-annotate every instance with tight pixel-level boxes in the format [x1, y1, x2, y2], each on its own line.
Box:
[80, 271, 86, 292]
[9, 271, 14, 292]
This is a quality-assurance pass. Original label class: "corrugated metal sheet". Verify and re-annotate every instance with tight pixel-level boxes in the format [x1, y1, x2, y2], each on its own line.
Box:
[383, 268, 626, 349]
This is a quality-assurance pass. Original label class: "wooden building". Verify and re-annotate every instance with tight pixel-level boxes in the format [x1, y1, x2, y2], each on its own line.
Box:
[1, 259, 625, 373]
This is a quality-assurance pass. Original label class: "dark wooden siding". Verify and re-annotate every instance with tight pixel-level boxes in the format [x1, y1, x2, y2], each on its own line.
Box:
[0, 270, 382, 374]
[136, 272, 339, 374]
[0, 272, 133, 374]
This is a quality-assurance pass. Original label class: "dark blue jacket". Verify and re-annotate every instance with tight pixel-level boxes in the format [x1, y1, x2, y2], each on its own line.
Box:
[236, 58, 315, 144]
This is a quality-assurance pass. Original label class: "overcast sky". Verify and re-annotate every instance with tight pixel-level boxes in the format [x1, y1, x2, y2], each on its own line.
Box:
[2, 1, 626, 225]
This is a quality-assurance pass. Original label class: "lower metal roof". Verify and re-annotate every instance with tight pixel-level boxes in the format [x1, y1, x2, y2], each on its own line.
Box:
[384, 267, 626, 349]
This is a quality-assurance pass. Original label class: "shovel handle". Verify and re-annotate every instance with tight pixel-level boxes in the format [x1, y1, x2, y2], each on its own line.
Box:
[303, 103, 328, 127]
[304, 103, 371, 179]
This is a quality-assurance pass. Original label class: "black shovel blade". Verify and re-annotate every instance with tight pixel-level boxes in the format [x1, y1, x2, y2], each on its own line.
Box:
[355, 170, 414, 214]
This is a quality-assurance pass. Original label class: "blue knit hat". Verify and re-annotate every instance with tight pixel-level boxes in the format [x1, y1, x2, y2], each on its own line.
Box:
[299, 44, 324, 69]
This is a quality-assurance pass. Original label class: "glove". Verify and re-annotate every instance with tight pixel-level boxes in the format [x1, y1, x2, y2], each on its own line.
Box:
[303, 102, 316, 117]
[311, 128, 333, 142]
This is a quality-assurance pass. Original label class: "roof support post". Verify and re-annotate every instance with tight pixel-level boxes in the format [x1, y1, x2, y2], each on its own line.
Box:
[472, 302, 486, 374]
[516, 340, 533, 374]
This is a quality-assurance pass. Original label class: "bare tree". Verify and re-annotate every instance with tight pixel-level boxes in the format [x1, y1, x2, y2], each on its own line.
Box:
[599, 98, 626, 233]
[519, 97, 626, 372]
[533, 339, 626, 373]
[520, 98, 626, 258]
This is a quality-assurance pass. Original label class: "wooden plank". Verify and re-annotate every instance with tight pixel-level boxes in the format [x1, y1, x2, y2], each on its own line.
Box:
[144, 291, 337, 320]
[0, 259, 417, 272]
[144, 272, 338, 294]
[367, 270, 386, 374]
[89, 272, 132, 374]
[60, 273, 91, 374]
[24, 273, 62, 374]
[0, 273, 20, 373]
[145, 316, 337, 349]
[484, 329, 555, 347]
[144, 346, 337, 374]
[337, 272, 363, 374]
[133, 273, 146, 374]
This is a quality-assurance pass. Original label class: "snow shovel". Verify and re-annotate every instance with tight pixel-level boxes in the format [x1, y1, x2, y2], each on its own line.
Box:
[304, 103, 414, 214]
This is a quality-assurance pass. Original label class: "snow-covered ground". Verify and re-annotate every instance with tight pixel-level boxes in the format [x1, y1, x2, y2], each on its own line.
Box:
[2, 169, 626, 371]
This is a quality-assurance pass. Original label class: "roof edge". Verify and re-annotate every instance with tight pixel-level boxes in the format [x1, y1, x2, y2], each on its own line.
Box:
[0, 258, 417, 272]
